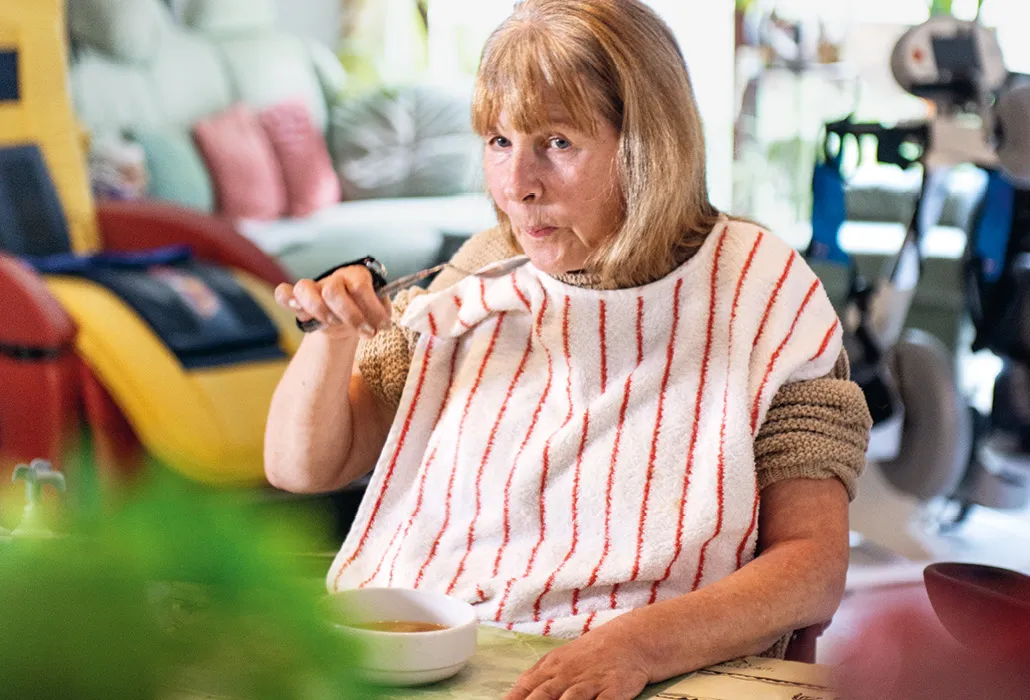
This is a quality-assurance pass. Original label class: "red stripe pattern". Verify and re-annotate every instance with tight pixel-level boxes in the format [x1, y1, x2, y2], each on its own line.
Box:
[630, 280, 683, 582]
[413, 313, 506, 588]
[748, 250, 797, 433]
[493, 292, 553, 580]
[811, 319, 841, 362]
[735, 485, 761, 569]
[692, 231, 762, 591]
[608, 296, 646, 609]
[445, 322, 535, 594]
[331, 315, 438, 590]
[750, 280, 820, 437]
[328, 224, 843, 637]
[649, 228, 727, 605]
[538, 409, 590, 633]
[577, 295, 644, 626]
[385, 336, 460, 585]
[505, 297, 575, 623]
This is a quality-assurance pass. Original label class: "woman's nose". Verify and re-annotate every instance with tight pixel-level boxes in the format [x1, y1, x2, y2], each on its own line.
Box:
[502, 146, 542, 202]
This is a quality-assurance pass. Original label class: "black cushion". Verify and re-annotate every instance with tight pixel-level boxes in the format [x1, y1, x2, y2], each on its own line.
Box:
[73, 260, 285, 368]
[0, 50, 18, 102]
[0, 144, 72, 257]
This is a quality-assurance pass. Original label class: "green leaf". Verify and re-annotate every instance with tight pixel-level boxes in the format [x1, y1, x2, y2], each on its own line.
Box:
[0, 468, 374, 700]
[36, 472, 65, 492]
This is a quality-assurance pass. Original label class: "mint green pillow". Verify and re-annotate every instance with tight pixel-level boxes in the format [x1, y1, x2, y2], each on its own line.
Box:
[131, 129, 215, 213]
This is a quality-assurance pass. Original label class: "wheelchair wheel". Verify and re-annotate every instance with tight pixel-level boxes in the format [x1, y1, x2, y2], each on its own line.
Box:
[877, 329, 973, 502]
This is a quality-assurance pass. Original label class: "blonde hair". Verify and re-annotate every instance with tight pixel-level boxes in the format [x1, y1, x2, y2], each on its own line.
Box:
[472, 0, 722, 288]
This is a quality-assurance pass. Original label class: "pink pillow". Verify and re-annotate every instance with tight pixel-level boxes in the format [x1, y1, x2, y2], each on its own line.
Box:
[193, 104, 287, 220]
[259, 100, 341, 217]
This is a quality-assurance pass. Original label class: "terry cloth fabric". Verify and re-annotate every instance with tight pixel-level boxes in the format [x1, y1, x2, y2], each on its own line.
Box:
[328, 219, 843, 638]
[357, 226, 870, 500]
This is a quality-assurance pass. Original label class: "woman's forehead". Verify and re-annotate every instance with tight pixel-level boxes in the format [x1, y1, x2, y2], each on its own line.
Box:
[493, 105, 580, 132]
[489, 89, 601, 133]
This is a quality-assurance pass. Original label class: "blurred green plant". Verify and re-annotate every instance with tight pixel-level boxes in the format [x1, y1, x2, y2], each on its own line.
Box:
[11, 459, 65, 536]
[0, 469, 374, 700]
[338, 0, 429, 93]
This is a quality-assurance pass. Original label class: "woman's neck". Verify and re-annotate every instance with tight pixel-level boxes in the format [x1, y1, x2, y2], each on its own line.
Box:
[551, 246, 697, 290]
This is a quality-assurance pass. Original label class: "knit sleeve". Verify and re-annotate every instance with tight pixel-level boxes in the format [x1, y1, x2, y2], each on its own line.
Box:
[754, 348, 872, 501]
[356, 288, 423, 411]
[358, 227, 518, 409]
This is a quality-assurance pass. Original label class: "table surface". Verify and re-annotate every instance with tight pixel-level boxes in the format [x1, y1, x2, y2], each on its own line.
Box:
[377, 626, 832, 700]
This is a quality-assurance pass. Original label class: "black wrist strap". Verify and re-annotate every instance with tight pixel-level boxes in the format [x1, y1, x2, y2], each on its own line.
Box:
[295, 256, 388, 333]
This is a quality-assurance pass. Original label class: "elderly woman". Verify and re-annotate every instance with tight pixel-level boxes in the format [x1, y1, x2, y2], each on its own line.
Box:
[266, 1, 871, 698]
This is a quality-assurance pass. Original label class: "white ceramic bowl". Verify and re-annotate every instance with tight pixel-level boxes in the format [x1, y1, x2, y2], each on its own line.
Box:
[323, 587, 478, 687]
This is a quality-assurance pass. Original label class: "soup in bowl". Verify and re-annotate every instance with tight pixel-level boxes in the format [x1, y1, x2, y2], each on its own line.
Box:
[323, 587, 478, 687]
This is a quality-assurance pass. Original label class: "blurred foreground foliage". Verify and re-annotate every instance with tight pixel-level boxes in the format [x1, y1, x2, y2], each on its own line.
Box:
[0, 468, 373, 700]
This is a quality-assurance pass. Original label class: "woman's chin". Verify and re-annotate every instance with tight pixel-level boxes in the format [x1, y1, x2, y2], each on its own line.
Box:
[519, 242, 581, 277]
[528, 256, 565, 275]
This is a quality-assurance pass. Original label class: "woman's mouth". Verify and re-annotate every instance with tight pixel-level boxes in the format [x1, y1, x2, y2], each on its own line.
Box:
[524, 226, 558, 239]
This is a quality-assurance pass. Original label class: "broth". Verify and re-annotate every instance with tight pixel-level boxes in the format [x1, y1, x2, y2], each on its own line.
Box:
[348, 620, 449, 633]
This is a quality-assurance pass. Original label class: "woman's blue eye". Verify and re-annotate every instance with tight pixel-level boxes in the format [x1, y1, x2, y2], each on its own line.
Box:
[551, 137, 571, 150]
[492, 136, 511, 148]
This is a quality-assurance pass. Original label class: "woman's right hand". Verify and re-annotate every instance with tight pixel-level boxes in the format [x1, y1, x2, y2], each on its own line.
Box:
[274, 265, 392, 340]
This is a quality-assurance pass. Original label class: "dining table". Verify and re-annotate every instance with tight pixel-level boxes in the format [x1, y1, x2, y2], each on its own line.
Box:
[377, 624, 837, 700]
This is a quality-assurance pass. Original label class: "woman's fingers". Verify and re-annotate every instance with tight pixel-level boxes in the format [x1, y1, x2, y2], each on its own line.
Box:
[292, 278, 341, 328]
[523, 678, 568, 700]
[277, 266, 393, 337]
[274, 282, 315, 321]
[506, 671, 561, 700]
[327, 266, 392, 331]
[322, 284, 371, 335]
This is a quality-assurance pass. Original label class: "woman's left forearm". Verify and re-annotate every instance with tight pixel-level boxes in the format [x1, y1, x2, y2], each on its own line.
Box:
[609, 478, 850, 682]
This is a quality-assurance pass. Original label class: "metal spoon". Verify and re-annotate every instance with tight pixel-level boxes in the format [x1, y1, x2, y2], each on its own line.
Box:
[297, 255, 530, 333]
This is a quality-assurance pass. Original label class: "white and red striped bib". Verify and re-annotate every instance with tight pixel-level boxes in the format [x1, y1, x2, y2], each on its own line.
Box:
[327, 220, 842, 639]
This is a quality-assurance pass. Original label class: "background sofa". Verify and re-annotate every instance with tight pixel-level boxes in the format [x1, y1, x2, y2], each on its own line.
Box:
[67, 0, 498, 283]
[66, 0, 972, 356]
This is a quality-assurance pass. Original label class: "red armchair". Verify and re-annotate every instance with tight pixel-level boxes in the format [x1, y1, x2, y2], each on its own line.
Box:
[96, 200, 291, 287]
[0, 253, 79, 473]
[0, 200, 294, 479]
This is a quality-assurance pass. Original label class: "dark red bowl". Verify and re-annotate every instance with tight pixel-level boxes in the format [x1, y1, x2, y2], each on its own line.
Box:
[923, 562, 1030, 661]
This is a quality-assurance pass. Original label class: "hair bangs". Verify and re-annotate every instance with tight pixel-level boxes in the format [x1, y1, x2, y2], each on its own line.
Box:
[472, 24, 603, 137]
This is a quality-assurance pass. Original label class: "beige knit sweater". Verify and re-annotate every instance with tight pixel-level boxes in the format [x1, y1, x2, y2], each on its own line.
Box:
[358, 226, 871, 500]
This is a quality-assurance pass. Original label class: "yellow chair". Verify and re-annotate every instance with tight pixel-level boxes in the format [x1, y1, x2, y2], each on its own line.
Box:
[0, 0, 300, 486]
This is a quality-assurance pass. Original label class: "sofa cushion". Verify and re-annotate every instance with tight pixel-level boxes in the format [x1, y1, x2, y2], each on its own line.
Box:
[131, 128, 215, 213]
[259, 100, 341, 217]
[70, 32, 232, 137]
[211, 34, 329, 132]
[180, 0, 278, 35]
[235, 193, 499, 278]
[193, 104, 287, 220]
[146, 31, 235, 128]
[329, 86, 482, 200]
[68, 0, 171, 64]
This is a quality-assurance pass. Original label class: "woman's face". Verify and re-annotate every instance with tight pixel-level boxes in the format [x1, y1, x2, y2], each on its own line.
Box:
[482, 104, 623, 275]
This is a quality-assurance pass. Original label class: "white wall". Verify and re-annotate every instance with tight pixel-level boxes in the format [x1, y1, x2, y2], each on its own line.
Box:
[644, 0, 735, 211]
